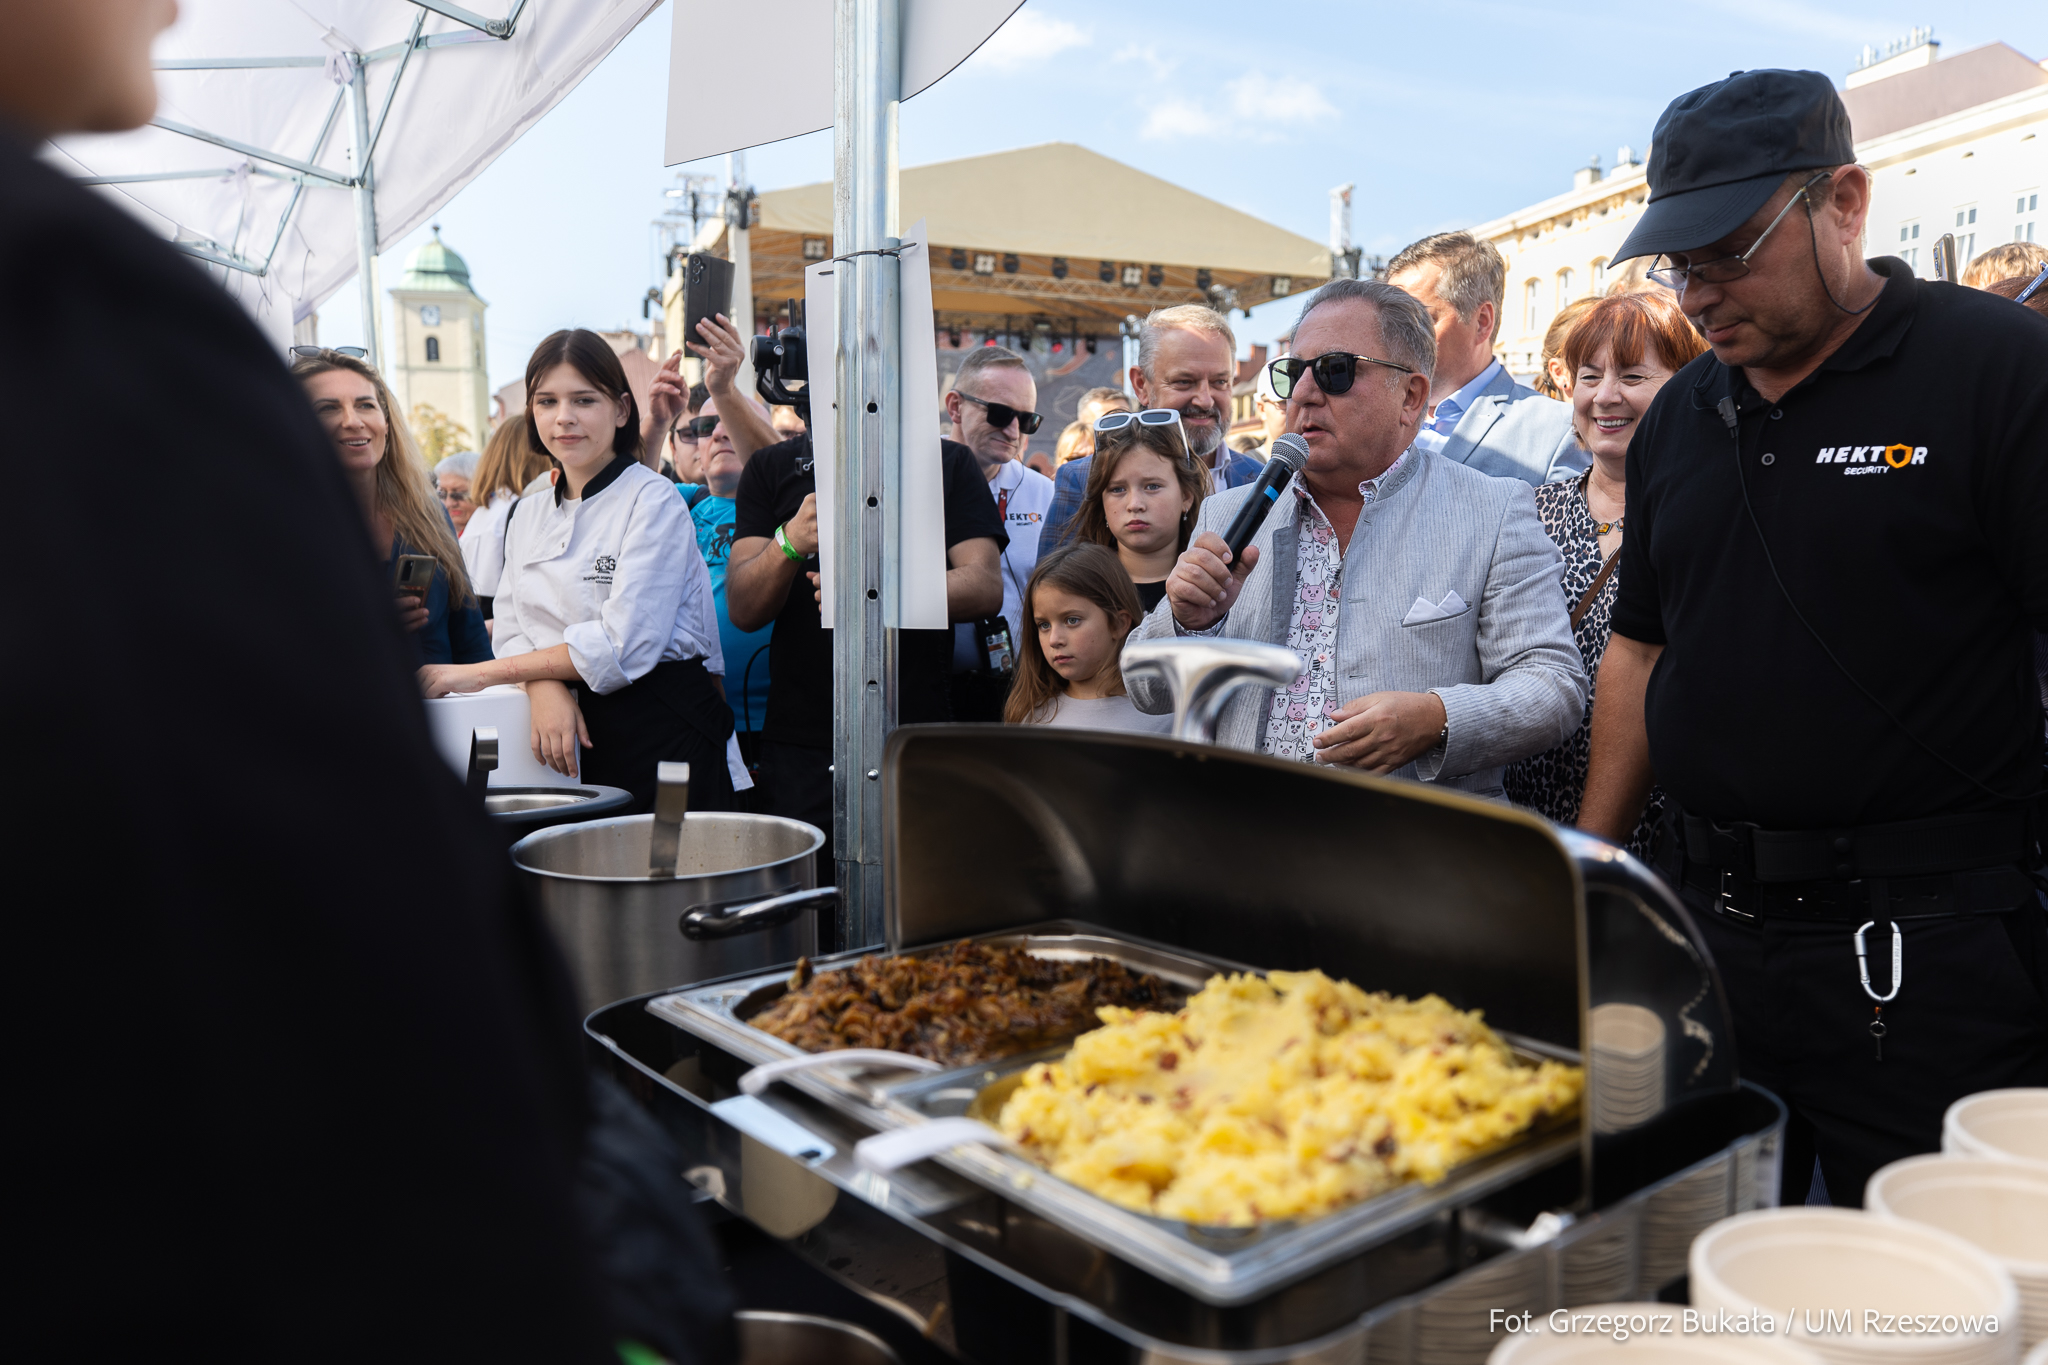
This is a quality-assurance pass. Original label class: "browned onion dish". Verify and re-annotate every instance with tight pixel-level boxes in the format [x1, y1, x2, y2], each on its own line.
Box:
[751, 940, 1182, 1067]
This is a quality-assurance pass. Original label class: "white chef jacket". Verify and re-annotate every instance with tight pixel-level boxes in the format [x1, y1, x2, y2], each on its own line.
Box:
[459, 491, 515, 598]
[494, 457, 723, 692]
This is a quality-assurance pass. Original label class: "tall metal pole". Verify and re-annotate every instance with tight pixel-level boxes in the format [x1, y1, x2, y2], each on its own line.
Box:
[831, 0, 902, 950]
[348, 54, 381, 369]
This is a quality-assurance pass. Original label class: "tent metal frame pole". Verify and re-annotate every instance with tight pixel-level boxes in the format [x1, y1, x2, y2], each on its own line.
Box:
[148, 117, 352, 186]
[348, 54, 382, 368]
[831, 0, 901, 951]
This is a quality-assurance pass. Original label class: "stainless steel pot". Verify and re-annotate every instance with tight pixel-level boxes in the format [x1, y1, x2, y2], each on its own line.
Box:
[735, 1311, 903, 1365]
[511, 765, 828, 1011]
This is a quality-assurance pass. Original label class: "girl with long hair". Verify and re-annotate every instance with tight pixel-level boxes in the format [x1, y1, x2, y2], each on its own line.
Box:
[1003, 543, 1169, 734]
[418, 329, 738, 812]
[1068, 417, 1206, 615]
[460, 416, 555, 620]
[291, 349, 490, 666]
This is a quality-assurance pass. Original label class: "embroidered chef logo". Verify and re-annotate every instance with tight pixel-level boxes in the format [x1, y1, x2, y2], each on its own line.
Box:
[588, 553, 617, 585]
[1816, 443, 1926, 476]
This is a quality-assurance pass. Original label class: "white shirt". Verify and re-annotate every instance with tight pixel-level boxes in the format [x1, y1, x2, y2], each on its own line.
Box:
[954, 458, 1055, 669]
[1038, 693, 1172, 735]
[1411, 360, 1503, 459]
[459, 490, 516, 598]
[494, 458, 723, 694]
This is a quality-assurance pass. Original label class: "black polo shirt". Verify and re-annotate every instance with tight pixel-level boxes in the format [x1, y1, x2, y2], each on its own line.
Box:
[733, 434, 1007, 748]
[1612, 257, 2048, 829]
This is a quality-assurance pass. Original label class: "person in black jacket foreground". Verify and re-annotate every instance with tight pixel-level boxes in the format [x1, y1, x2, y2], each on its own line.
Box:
[4, 4, 729, 1359]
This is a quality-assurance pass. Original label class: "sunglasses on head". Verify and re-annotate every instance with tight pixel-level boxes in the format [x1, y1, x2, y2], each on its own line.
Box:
[291, 345, 368, 360]
[1092, 407, 1191, 459]
[955, 391, 1043, 435]
[672, 414, 719, 441]
[1267, 351, 1415, 400]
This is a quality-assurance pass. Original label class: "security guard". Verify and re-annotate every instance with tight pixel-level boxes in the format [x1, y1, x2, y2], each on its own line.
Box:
[1580, 70, 2048, 1205]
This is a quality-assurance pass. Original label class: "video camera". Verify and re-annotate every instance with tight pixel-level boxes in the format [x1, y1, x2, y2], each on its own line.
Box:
[751, 299, 809, 419]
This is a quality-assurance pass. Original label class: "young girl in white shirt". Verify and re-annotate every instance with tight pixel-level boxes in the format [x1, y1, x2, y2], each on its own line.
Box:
[1003, 543, 1170, 735]
[420, 329, 735, 812]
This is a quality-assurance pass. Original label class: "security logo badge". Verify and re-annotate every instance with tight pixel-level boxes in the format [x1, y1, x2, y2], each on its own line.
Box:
[1816, 443, 1926, 476]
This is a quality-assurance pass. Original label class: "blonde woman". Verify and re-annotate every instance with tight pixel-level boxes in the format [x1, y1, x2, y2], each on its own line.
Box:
[1053, 418, 1093, 466]
[292, 349, 490, 665]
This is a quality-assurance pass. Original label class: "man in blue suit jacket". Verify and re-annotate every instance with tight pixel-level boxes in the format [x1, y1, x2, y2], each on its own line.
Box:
[1387, 232, 1587, 486]
[1038, 304, 1265, 554]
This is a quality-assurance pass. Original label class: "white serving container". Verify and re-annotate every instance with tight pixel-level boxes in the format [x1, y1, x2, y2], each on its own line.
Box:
[424, 684, 578, 787]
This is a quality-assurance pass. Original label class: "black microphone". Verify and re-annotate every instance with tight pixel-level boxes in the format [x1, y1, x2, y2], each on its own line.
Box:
[1219, 433, 1307, 562]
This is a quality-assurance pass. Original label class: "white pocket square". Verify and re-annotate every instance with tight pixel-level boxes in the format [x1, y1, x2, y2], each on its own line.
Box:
[1401, 590, 1469, 626]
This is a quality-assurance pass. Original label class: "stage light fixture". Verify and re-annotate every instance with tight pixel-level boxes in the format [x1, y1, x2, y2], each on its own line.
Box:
[1002, 253, 1019, 274]
[1051, 257, 1069, 279]
[950, 248, 967, 270]
[1147, 264, 1163, 287]
[1099, 261, 1115, 283]
[1120, 264, 1142, 288]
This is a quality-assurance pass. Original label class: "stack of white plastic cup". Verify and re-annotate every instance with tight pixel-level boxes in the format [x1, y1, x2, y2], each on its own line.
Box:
[1589, 1004, 1667, 1134]
[1942, 1091, 2048, 1166]
[1867, 1155, 2048, 1349]
[1690, 1209, 2019, 1365]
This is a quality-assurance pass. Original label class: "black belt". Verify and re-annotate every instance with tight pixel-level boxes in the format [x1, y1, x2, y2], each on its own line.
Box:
[1671, 806, 2042, 923]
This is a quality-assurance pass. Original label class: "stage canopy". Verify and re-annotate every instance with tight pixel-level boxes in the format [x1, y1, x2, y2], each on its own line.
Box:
[703, 142, 1334, 339]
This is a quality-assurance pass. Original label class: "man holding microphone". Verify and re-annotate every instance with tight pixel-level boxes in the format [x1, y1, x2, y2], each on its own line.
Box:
[1579, 70, 2048, 1204]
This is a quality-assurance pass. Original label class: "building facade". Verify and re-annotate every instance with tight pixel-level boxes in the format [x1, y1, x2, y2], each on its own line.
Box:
[387, 228, 491, 447]
[1469, 37, 2047, 378]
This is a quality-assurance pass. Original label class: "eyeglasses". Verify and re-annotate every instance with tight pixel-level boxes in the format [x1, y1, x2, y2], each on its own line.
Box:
[290, 345, 368, 359]
[672, 414, 719, 441]
[1093, 407, 1191, 460]
[1645, 171, 1830, 296]
[436, 486, 473, 505]
[1267, 351, 1414, 400]
[955, 392, 1043, 435]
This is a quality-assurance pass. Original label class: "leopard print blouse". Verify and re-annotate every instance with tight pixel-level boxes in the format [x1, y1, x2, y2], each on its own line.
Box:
[1503, 474, 1665, 858]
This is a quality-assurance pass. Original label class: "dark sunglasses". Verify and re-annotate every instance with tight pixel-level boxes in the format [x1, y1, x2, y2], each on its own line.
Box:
[672, 414, 719, 441]
[955, 391, 1043, 435]
[290, 345, 367, 359]
[1268, 351, 1415, 400]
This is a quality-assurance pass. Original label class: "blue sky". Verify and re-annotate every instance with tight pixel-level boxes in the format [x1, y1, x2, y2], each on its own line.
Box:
[315, 0, 2048, 394]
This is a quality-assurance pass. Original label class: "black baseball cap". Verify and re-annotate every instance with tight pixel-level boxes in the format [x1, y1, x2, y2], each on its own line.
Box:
[1614, 69, 1854, 263]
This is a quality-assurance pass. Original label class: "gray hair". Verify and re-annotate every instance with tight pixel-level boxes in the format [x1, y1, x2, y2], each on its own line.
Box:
[434, 450, 480, 479]
[1136, 303, 1236, 383]
[1294, 279, 1436, 384]
[951, 344, 1028, 395]
[1385, 231, 1507, 342]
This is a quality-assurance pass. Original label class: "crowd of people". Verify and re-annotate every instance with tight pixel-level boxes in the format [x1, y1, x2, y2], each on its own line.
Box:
[15, 4, 2047, 1355]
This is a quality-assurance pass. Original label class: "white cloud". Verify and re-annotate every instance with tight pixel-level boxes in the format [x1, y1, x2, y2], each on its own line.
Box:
[1112, 43, 1178, 81]
[1227, 71, 1339, 125]
[1140, 69, 1339, 141]
[976, 10, 1091, 70]
[1140, 98, 1226, 140]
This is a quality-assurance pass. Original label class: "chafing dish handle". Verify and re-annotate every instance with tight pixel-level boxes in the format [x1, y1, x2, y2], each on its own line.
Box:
[466, 726, 498, 800]
[739, 1049, 943, 1095]
[648, 761, 690, 878]
[854, 1118, 1011, 1173]
[680, 885, 838, 940]
[1121, 639, 1304, 743]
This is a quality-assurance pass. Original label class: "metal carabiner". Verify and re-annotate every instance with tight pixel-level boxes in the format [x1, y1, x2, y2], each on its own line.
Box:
[1853, 919, 1903, 1003]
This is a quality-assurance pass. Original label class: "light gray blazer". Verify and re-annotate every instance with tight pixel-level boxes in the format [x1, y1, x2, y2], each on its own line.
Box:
[1440, 366, 1586, 486]
[1124, 449, 1587, 801]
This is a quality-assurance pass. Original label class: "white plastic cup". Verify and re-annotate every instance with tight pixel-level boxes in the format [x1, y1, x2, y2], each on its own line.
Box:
[1943, 1091, 2048, 1166]
[1691, 1208, 2020, 1365]
[1867, 1156, 2048, 1350]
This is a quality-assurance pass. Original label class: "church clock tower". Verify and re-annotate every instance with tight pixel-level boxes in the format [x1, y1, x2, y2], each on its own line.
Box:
[388, 227, 490, 446]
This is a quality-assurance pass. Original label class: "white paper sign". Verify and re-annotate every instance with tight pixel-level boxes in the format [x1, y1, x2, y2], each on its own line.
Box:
[665, 0, 1024, 167]
[804, 226, 947, 631]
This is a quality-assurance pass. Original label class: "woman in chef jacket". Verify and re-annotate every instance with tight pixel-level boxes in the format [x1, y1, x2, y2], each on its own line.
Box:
[419, 329, 736, 813]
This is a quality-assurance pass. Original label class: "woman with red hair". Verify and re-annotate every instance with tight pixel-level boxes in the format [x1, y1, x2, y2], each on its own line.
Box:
[1505, 292, 1706, 853]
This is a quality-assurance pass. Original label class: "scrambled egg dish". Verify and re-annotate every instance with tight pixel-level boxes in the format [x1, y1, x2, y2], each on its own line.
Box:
[995, 970, 1583, 1227]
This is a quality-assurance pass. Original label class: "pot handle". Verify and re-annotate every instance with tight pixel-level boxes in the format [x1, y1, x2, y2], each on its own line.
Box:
[648, 762, 690, 878]
[467, 726, 499, 800]
[680, 885, 839, 941]
[739, 1049, 943, 1096]
[854, 1118, 1011, 1174]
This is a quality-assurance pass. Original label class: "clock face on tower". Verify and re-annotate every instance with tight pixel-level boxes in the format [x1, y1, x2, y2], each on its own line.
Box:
[420, 304, 441, 326]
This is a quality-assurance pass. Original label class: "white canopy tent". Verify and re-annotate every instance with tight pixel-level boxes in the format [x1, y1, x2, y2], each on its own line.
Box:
[48, 0, 659, 358]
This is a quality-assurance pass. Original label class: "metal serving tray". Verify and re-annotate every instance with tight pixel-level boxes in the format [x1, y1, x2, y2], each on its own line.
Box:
[647, 920, 1584, 1305]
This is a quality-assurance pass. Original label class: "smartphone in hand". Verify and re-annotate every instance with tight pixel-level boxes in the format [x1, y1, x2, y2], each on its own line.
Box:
[684, 252, 736, 349]
[394, 553, 437, 603]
